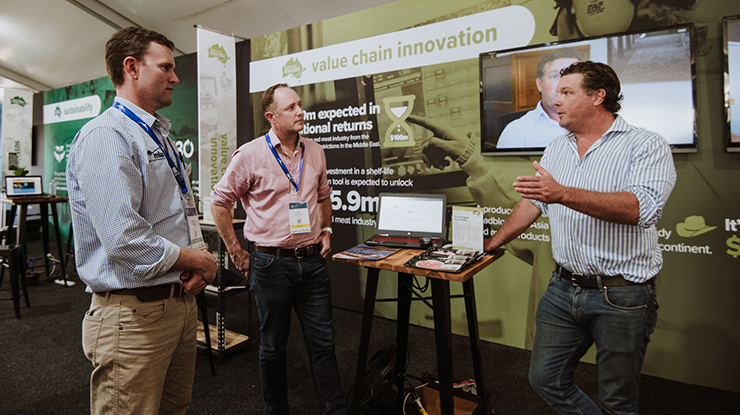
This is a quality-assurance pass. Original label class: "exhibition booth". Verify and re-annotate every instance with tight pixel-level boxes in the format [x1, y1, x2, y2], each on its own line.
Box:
[2, 0, 739, 400]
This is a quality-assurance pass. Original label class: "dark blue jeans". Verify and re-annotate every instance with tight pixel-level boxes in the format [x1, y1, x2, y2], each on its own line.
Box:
[250, 251, 348, 415]
[529, 272, 658, 415]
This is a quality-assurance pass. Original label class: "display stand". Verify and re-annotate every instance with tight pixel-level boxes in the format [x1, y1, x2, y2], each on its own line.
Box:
[1, 196, 69, 285]
[197, 219, 251, 363]
[333, 247, 504, 415]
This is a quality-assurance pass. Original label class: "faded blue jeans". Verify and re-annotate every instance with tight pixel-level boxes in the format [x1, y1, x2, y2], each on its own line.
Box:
[529, 272, 658, 415]
[250, 250, 348, 415]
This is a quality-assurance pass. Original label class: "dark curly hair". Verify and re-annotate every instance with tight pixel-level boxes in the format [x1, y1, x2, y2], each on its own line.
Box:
[561, 61, 623, 115]
[105, 27, 175, 87]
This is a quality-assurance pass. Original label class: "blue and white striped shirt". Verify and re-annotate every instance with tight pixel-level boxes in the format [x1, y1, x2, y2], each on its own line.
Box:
[533, 116, 676, 283]
[66, 97, 190, 292]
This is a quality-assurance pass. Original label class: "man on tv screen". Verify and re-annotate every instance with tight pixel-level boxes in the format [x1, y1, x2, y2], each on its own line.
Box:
[497, 47, 585, 149]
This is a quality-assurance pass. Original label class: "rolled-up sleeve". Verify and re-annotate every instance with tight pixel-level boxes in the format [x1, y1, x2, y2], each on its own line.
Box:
[625, 137, 677, 228]
[212, 147, 251, 207]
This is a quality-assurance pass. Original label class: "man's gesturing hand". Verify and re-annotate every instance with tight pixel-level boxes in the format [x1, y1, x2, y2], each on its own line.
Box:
[514, 161, 566, 204]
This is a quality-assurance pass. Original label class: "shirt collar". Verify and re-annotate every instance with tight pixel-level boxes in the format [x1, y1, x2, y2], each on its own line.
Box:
[604, 115, 629, 135]
[268, 128, 304, 153]
[565, 115, 625, 142]
[564, 115, 626, 157]
[534, 101, 560, 125]
[114, 96, 172, 135]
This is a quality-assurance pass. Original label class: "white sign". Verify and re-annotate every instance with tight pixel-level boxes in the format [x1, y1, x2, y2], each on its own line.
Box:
[452, 206, 484, 252]
[197, 27, 237, 218]
[2, 88, 34, 173]
[250, 6, 535, 92]
[43, 95, 102, 124]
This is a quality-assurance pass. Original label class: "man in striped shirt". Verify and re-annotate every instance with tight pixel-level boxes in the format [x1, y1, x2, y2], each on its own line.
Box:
[485, 61, 676, 414]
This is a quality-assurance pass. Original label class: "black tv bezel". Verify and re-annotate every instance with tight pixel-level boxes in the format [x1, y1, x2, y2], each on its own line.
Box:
[479, 24, 698, 157]
[723, 15, 740, 153]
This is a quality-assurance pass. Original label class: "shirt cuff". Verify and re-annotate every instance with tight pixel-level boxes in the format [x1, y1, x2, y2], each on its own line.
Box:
[132, 238, 181, 281]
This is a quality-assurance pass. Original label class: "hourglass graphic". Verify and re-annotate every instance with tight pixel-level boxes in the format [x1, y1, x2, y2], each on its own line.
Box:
[383, 95, 416, 148]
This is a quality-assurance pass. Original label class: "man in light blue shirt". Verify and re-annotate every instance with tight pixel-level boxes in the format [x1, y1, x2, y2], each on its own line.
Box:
[66, 27, 217, 415]
[485, 61, 676, 414]
[497, 47, 585, 149]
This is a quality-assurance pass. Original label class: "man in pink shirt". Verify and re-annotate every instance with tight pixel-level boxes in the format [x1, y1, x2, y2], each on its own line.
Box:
[211, 83, 347, 415]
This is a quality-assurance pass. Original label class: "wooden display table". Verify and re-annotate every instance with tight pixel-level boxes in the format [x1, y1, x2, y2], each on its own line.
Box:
[333, 247, 504, 415]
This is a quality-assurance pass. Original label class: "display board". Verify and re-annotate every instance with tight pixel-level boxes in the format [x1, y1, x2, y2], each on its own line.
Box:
[248, 0, 740, 393]
[724, 15, 740, 151]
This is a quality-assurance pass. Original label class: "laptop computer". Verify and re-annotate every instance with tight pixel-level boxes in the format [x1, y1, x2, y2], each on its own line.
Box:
[365, 192, 447, 249]
[5, 175, 51, 199]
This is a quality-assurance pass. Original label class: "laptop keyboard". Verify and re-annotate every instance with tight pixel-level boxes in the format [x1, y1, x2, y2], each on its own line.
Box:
[366, 235, 424, 248]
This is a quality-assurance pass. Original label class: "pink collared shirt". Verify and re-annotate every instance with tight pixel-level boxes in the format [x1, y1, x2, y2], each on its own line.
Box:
[211, 130, 331, 248]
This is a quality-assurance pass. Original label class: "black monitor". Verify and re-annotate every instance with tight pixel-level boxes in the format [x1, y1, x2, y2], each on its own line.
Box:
[724, 15, 740, 152]
[480, 24, 697, 156]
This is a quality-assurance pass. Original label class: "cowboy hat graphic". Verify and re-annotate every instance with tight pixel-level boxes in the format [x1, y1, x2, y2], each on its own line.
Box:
[676, 216, 716, 238]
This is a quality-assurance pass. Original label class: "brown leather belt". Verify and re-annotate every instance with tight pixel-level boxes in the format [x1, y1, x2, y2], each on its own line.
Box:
[248, 242, 321, 259]
[96, 283, 183, 302]
[556, 265, 648, 288]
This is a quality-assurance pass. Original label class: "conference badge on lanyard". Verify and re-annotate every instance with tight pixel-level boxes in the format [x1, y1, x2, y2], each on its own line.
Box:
[183, 193, 207, 250]
[114, 101, 206, 250]
[289, 202, 311, 234]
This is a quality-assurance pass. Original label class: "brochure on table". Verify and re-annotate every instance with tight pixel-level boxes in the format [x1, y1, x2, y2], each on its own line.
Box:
[334, 244, 401, 261]
[451, 206, 484, 252]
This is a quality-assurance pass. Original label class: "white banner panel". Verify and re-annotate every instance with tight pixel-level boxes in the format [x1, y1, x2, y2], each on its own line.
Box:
[43, 95, 102, 125]
[1, 88, 34, 174]
[250, 5, 535, 92]
[197, 27, 237, 218]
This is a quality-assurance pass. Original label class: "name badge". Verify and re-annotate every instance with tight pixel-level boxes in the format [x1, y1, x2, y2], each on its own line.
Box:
[182, 192, 206, 250]
[289, 202, 311, 234]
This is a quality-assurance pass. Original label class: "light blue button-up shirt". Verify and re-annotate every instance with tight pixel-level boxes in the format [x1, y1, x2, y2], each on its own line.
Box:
[497, 101, 568, 149]
[533, 116, 677, 283]
[66, 97, 190, 292]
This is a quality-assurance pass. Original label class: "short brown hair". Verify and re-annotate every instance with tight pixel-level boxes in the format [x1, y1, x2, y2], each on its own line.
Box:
[537, 47, 586, 79]
[561, 61, 623, 115]
[105, 27, 175, 87]
[261, 83, 289, 114]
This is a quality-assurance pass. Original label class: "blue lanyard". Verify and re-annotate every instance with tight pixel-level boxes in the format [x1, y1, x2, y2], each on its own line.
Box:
[266, 132, 303, 192]
[114, 102, 188, 194]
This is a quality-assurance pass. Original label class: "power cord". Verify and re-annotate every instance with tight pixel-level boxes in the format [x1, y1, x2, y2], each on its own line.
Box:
[45, 253, 57, 279]
[411, 386, 430, 415]
[403, 379, 430, 415]
[46, 253, 75, 286]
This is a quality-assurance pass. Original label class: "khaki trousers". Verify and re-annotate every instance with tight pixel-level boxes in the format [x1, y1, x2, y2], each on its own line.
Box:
[82, 292, 197, 415]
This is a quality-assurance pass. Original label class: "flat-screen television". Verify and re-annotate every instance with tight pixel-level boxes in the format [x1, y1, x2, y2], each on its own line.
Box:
[724, 15, 740, 152]
[480, 24, 697, 156]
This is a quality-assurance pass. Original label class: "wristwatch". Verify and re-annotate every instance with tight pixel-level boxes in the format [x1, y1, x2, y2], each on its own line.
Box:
[321, 227, 333, 234]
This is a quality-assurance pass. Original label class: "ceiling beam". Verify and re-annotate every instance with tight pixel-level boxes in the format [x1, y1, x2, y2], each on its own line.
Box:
[66, 0, 186, 55]
[0, 65, 52, 92]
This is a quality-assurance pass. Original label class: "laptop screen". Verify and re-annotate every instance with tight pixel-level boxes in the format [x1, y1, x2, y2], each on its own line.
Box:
[5, 176, 43, 197]
[375, 193, 447, 239]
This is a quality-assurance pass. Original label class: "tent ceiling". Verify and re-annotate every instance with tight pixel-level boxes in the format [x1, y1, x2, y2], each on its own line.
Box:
[0, 0, 396, 100]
